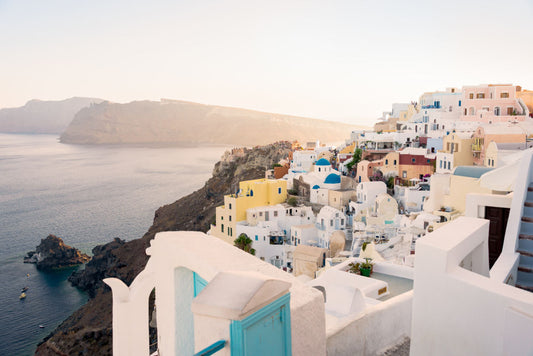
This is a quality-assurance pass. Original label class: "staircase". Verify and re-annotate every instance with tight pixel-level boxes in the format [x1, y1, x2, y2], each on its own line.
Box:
[516, 184, 533, 292]
[344, 224, 353, 251]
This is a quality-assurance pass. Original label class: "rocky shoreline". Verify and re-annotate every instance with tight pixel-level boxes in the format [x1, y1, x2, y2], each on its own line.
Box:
[34, 141, 292, 355]
[24, 235, 90, 271]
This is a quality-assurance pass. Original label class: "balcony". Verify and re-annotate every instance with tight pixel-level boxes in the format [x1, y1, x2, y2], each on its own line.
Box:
[472, 143, 483, 152]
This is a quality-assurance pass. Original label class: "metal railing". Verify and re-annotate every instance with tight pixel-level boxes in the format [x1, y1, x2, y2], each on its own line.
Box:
[193, 340, 227, 356]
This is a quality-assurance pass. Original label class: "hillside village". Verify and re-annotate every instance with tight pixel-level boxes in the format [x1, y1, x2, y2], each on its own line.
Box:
[104, 83, 533, 356]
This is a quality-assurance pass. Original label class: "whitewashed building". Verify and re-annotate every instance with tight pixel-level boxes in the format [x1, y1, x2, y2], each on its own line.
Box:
[316, 206, 346, 249]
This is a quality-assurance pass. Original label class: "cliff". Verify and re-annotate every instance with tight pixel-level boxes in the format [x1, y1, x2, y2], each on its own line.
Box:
[34, 141, 293, 355]
[24, 235, 90, 270]
[0, 97, 103, 134]
[60, 99, 361, 146]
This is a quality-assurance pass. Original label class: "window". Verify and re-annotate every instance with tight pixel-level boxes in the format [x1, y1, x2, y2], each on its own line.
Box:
[494, 107, 500, 116]
[501, 92, 509, 98]
[330, 220, 333, 226]
[221, 224, 224, 233]
[255, 235, 258, 241]
[402, 171, 407, 178]
[259, 212, 263, 217]
[263, 236, 266, 241]
[427, 159, 431, 164]
[412, 158, 416, 163]
[459, 100, 462, 107]
[469, 107, 475, 116]
[278, 187, 281, 194]
[228, 203, 232, 209]
[476, 93, 485, 99]
[440, 160, 442, 168]
[507, 107, 514, 115]
[341, 219, 344, 225]
[221, 216, 223, 220]
[250, 190, 253, 197]
[469, 93, 474, 99]
[274, 211, 278, 217]
[394, 160, 397, 165]
[385, 159, 388, 165]
[464, 108, 467, 115]
[229, 216, 232, 221]
[447, 162, 451, 170]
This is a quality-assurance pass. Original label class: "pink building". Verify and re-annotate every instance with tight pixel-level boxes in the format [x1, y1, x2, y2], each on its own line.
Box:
[461, 84, 529, 123]
[356, 159, 383, 183]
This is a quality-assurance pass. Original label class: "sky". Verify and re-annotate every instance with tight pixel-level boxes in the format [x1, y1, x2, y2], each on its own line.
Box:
[0, 0, 532, 126]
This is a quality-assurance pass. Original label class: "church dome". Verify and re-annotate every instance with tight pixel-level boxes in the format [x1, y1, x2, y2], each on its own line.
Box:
[315, 158, 331, 166]
[324, 173, 341, 184]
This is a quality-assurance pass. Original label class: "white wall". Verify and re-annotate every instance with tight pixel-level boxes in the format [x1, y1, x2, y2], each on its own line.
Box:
[410, 217, 533, 356]
[326, 291, 412, 356]
[105, 232, 327, 356]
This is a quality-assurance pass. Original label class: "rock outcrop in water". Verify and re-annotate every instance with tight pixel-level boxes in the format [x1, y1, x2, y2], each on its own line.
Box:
[59, 99, 362, 146]
[34, 141, 293, 355]
[24, 235, 90, 270]
[68, 238, 126, 298]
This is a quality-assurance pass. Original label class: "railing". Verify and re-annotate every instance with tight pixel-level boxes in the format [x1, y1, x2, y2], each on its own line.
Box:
[194, 340, 227, 356]
[491, 149, 533, 284]
[471, 143, 483, 152]
[411, 216, 533, 356]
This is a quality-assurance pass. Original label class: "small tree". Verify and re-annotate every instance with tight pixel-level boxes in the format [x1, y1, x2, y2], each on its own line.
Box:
[287, 196, 298, 207]
[386, 176, 395, 189]
[234, 233, 255, 255]
[346, 148, 363, 172]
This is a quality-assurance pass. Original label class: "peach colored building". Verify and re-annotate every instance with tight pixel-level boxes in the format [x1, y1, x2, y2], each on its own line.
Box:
[517, 89, 533, 117]
[356, 159, 383, 183]
[471, 123, 528, 165]
[461, 84, 529, 123]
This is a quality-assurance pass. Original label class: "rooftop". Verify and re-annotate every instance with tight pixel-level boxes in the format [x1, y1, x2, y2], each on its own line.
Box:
[453, 166, 493, 178]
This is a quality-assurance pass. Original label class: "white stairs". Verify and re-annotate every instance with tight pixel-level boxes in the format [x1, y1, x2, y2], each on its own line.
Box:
[517, 183, 533, 292]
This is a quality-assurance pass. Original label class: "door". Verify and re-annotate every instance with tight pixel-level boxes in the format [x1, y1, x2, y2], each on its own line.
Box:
[243, 308, 285, 355]
[485, 206, 510, 268]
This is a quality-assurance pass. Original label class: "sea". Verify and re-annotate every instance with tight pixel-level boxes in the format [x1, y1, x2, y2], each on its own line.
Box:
[0, 133, 228, 355]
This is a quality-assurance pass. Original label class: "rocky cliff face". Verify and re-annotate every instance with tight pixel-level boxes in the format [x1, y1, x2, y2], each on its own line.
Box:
[24, 235, 90, 270]
[0, 97, 103, 134]
[34, 141, 292, 355]
[60, 99, 361, 146]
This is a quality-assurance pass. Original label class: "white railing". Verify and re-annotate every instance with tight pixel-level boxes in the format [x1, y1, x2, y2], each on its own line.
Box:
[491, 149, 533, 284]
[104, 231, 326, 356]
[411, 217, 533, 356]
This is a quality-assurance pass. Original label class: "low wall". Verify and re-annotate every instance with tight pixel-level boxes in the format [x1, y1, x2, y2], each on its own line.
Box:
[326, 291, 412, 356]
[410, 217, 533, 355]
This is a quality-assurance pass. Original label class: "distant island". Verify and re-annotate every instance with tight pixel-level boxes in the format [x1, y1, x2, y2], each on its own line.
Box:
[59, 99, 364, 146]
[0, 97, 103, 134]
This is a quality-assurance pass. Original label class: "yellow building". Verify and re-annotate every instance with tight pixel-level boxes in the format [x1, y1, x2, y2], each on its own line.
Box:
[213, 178, 287, 244]
[436, 132, 474, 173]
[380, 152, 400, 177]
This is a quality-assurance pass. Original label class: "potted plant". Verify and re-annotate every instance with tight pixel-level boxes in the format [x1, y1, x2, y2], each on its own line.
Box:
[359, 257, 374, 277]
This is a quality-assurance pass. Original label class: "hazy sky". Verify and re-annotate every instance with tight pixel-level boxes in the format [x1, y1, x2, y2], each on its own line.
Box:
[1, 0, 532, 126]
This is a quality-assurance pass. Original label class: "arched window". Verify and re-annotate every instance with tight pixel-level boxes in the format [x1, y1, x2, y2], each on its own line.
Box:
[494, 107, 500, 116]
[221, 224, 224, 233]
[250, 190, 253, 197]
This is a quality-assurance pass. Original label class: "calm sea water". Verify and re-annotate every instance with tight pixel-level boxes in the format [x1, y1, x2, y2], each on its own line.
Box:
[0, 134, 227, 355]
